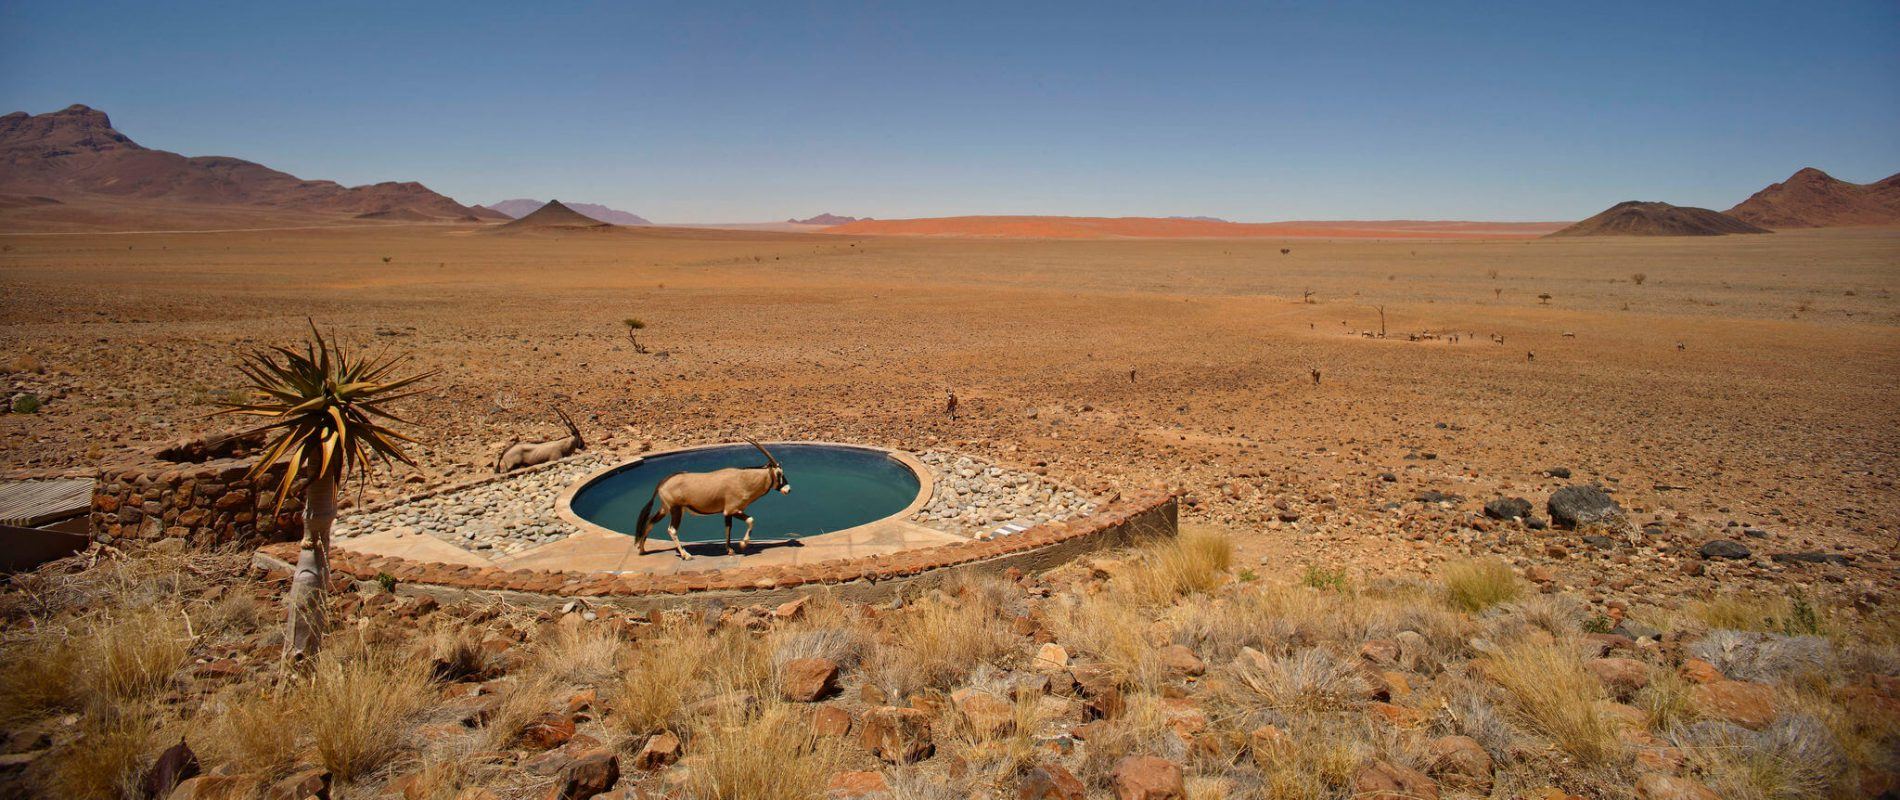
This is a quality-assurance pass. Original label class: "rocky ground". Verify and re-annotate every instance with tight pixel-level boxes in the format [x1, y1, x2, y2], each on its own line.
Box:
[0, 529, 1893, 800]
[912, 451, 1097, 536]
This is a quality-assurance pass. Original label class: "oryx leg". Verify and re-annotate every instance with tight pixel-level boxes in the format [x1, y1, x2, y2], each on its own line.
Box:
[734, 511, 754, 550]
[724, 513, 737, 555]
[666, 507, 692, 560]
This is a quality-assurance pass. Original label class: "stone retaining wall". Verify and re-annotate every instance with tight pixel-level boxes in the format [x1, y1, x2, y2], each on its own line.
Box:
[254, 490, 1177, 611]
[90, 434, 305, 547]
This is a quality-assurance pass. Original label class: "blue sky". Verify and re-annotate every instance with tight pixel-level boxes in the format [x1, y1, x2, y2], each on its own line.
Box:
[3, 1, 1896, 222]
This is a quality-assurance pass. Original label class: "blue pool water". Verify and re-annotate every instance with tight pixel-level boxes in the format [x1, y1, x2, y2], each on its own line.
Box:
[567, 443, 922, 543]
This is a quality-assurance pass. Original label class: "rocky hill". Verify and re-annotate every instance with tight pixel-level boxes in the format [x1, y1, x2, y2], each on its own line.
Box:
[1726, 167, 1900, 228]
[0, 104, 500, 221]
[1547, 201, 1770, 237]
[487, 198, 651, 226]
[788, 213, 866, 226]
[491, 199, 614, 231]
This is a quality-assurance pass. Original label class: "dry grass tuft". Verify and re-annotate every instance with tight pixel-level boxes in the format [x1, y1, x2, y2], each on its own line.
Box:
[528, 620, 629, 684]
[1485, 638, 1622, 765]
[1113, 527, 1234, 604]
[1219, 646, 1370, 714]
[867, 592, 1014, 697]
[607, 620, 717, 736]
[198, 685, 303, 779]
[1049, 592, 1165, 690]
[45, 708, 172, 800]
[479, 673, 565, 751]
[1441, 558, 1521, 613]
[0, 604, 192, 721]
[302, 642, 433, 781]
[681, 700, 839, 799]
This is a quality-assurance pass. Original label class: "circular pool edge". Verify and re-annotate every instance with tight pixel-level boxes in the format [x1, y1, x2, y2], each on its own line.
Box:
[554, 441, 936, 543]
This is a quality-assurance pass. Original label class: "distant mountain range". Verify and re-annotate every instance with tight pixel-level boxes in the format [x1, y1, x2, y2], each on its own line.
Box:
[1548, 201, 1769, 237]
[486, 199, 650, 226]
[1726, 167, 1900, 228]
[0, 104, 501, 221]
[787, 213, 865, 226]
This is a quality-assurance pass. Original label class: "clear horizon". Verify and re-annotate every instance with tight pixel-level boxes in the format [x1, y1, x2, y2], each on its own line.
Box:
[2, 1, 1896, 223]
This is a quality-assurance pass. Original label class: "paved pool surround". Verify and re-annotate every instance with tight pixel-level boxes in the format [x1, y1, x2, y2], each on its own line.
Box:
[251, 445, 1176, 609]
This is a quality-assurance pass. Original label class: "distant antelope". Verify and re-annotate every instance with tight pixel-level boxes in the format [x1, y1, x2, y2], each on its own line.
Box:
[495, 407, 585, 473]
[634, 439, 791, 559]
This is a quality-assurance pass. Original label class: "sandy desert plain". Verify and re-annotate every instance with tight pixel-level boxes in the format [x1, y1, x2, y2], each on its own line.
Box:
[2, 219, 1899, 799]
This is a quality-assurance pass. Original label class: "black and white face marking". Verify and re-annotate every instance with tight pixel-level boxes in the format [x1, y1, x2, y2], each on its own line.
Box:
[773, 466, 791, 493]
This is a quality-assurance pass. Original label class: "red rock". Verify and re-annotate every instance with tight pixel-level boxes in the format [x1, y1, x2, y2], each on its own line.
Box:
[1692, 680, 1778, 729]
[1109, 755, 1184, 800]
[566, 688, 596, 713]
[826, 770, 890, 799]
[263, 768, 330, 800]
[167, 775, 258, 800]
[1677, 659, 1724, 684]
[1367, 701, 1425, 728]
[1588, 657, 1651, 698]
[813, 705, 853, 737]
[633, 731, 681, 770]
[542, 749, 618, 800]
[1359, 639, 1401, 666]
[1634, 773, 1719, 800]
[1017, 762, 1087, 799]
[861, 706, 934, 764]
[1158, 645, 1205, 676]
[781, 658, 841, 702]
[1352, 760, 1439, 800]
[518, 713, 577, 750]
[951, 688, 1015, 736]
[1425, 735, 1493, 792]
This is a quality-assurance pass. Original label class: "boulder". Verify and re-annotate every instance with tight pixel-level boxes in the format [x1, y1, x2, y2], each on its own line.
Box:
[167, 776, 257, 800]
[1158, 645, 1205, 676]
[1109, 755, 1184, 800]
[1016, 763, 1088, 800]
[861, 706, 933, 764]
[1634, 774, 1720, 800]
[951, 688, 1015, 736]
[1699, 540, 1751, 560]
[1547, 485, 1622, 529]
[1352, 761, 1439, 800]
[632, 731, 681, 771]
[545, 749, 618, 800]
[812, 706, 853, 737]
[142, 739, 201, 800]
[1587, 657, 1652, 699]
[826, 770, 891, 799]
[518, 713, 576, 750]
[1425, 735, 1493, 792]
[1032, 643, 1070, 672]
[264, 768, 331, 800]
[1483, 497, 1533, 520]
[780, 658, 841, 702]
[1691, 680, 1778, 729]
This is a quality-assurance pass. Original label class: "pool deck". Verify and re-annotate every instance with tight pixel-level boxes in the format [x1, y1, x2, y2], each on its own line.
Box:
[336, 517, 967, 576]
[333, 443, 981, 577]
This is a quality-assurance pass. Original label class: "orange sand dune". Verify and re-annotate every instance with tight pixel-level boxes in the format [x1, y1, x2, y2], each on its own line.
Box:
[821, 215, 1568, 239]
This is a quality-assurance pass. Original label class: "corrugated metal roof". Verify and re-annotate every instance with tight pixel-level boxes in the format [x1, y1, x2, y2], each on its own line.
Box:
[0, 479, 94, 528]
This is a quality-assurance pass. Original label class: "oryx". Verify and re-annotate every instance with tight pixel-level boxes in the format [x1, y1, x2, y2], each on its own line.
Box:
[495, 407, 586, 473]
[634, 439, 791, 560]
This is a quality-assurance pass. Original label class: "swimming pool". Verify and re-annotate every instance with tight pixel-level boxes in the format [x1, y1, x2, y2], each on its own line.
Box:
[563, 442, 926, 544]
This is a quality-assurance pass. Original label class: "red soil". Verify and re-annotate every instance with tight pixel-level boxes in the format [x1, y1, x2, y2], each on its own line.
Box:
[820, 216, 1567, 239]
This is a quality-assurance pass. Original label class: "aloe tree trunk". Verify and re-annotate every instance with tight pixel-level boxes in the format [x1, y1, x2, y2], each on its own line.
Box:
[286, 472, 335, 659]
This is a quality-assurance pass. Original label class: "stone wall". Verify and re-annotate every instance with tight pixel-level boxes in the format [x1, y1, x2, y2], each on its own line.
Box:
[252, 490, 1177, 611]
[90, 433, 305, 547]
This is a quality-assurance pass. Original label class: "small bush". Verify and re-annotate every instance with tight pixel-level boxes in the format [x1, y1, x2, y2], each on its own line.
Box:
[1114, 528, 1233, 604]
[682, 701, 838, 799]
[1301, 565, 1349, 592]
[1441, 559, 1520, 613]
[1486, 639, 1622, 764]
[1631, 272, 1647, 285]
[302, 643, 432, 781]
[11, 393, 41, 414]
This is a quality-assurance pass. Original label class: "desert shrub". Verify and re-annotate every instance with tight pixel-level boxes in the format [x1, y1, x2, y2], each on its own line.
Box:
[1113, 528, 1233, 604]
[1300, 565, 1349, 592]
[477, 673, 564, 751]
[867, 592, 1013, 697]
[199, 685, 302, 779]
[681, 701, 838, 800]
[528, 620, 628, 684]
[301, 643, 433, 781]
[1688, 629, 1834, 684]
[1441, 559, 1520, 613]
[607, 621, 716, 736]
[45, 708, 170, 800]
[10, 393, 40, 414]
[1050, 592, 1166, 690]
[1485, 639, 1621, 765]
[418, 622, 502, 683]
[1674, 714, 1852, 800]
[1631, 272, 1647, 285]
[1220, 647, 1369, 715]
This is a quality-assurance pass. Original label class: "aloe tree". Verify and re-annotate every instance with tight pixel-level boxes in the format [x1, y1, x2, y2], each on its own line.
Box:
[221, 324, 432, 658]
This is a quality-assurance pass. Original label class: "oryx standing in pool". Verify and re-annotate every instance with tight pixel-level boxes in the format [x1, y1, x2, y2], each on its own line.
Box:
[634, 439, 791, 559]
